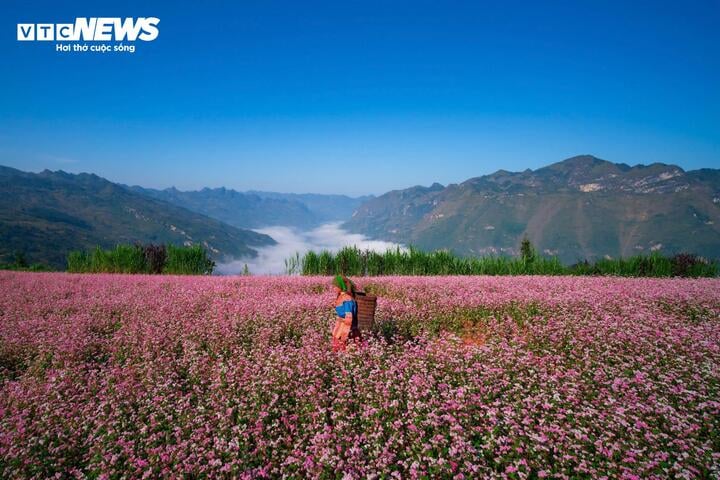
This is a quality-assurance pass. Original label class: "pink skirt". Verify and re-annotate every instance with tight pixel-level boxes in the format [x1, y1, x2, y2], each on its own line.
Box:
[332, 318, 364, 352]
[332, 317, 351, 352]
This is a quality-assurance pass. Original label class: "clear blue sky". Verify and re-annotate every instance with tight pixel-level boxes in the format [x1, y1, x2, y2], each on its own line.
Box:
[1, 0, 718, 196]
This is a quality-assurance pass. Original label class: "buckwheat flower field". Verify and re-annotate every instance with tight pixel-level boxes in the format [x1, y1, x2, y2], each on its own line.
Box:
[1, 272, 718, 479]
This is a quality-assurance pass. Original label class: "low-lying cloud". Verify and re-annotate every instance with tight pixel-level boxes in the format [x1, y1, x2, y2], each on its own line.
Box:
[216, 222, 404, 275]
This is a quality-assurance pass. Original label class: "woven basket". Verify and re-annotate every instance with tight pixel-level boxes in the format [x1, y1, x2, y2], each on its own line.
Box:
[354, 291, 377, 331]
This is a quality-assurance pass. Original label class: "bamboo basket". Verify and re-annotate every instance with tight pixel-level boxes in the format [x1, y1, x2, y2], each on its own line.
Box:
[354, 291, 377, 331]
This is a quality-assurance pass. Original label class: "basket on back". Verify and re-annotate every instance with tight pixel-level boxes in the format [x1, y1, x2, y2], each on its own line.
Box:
[354, 291, 377, 331]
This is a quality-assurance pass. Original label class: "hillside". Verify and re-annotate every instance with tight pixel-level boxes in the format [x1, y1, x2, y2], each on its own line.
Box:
[127, 186, 318, 229]
[246, 191, 374, 225]
[0, 166, 275, 268]
[343, 155, 720, 263]
[127, 186, 373, 229]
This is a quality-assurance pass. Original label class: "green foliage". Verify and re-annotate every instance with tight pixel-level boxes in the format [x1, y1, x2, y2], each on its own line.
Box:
[284, 252, 301, 275]
[318, 250, 334, 275]
[13, 250, 28, 268]
[66, 250, 91, 273]
[568, 252, 718, 277]
[164, 244, 215, 275]
[670, 253, 715, 277]
[571, 252, 673, 277]
[67, 245, 147, 274]
[66, 243, 215, 275]
[519, 235, 536, 264]
[289, 245, 718, 277]
[0, 262, 54, 272]
[0, 250, 54, 272]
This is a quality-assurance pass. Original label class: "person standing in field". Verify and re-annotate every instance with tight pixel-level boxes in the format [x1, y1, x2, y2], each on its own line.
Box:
[331, 275, 360, 352]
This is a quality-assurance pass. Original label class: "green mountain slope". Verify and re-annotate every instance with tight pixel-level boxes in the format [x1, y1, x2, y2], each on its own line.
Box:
[127, 186, 319, 229]
[246, 191, 374, 224]
[344, 155, 720, 262]
[126, 186, 373, 229]
[0, 166, 275, 268]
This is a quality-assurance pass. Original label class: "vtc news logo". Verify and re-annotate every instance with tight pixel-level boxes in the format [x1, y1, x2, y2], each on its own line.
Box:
[17, 17, 160, 42]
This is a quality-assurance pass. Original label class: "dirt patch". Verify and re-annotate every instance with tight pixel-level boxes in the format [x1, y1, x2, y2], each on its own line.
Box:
[460, 331, 486, 347]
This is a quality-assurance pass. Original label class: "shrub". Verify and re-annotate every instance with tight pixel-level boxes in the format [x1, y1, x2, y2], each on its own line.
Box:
[520, 236, 536, 264]
[670, 253, 716, 277]
[0, 250, 54, 272]
[13, 251, 28, 268]
[140, 243, 167, 274]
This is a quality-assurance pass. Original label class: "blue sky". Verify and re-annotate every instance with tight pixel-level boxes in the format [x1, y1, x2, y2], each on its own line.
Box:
[1, 0, 719, 195]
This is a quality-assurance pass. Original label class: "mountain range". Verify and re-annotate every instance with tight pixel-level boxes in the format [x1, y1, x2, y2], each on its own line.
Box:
[343, 155, 720, 263]
[0, 166, 275, 268]
[3, 155, 719, 269]
[126, 185, 371, 230]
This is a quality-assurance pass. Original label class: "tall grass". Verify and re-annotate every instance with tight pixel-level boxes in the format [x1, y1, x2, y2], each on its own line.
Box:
[164, 244, 215, 275]
[67, 245, 146, 273]
[67, 243, 215, 275]
[571, 253, 717, 277]
[287, 245, 718, 277]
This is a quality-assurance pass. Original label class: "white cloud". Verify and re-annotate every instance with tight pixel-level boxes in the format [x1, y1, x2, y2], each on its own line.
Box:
[216, 222, 404, 275]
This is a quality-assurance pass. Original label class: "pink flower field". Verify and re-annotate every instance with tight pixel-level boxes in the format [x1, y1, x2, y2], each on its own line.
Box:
[1, 271, 719, 479]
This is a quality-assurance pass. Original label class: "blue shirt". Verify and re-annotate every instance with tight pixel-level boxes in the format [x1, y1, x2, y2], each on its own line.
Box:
[335, 298, 358, 329]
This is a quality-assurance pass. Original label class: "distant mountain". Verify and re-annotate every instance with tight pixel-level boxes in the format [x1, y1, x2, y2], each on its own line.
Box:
[127, 186, 319, 229]
[0, 166, 275, 268]
[246, 191, 374, 225]
[343, 155, 720, 263]
[127, 185, 374, 229]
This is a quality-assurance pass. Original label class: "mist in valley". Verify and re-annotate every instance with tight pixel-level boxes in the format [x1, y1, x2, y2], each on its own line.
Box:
[216, 222, 404, 275]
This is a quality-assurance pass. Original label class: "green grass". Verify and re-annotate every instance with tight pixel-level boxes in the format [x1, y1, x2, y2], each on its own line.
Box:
[163, 244, 215, 275]
[67, 245, 146, 274]
[67, 244, 215, 275]
[570, 253, 718, 277]
[287, 245, 718, 277]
